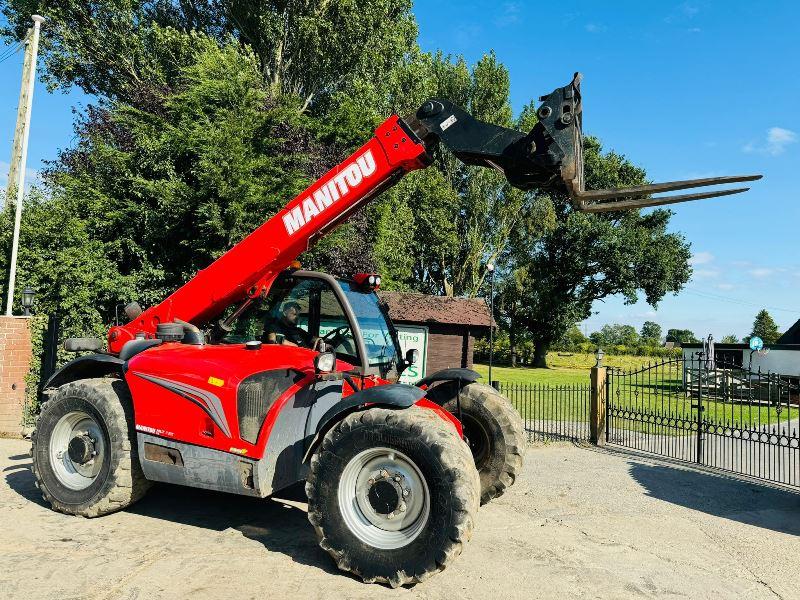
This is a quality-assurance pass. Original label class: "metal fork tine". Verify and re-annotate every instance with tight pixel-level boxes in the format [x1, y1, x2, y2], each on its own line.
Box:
[580, 186, 751, 213]
[574, 175, 762, 202]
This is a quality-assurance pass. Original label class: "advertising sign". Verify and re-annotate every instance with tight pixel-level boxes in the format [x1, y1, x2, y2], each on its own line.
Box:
[396, 326, 428, 384]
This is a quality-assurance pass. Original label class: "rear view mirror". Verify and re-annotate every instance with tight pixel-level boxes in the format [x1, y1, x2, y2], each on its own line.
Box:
[405, 348, 419, 365]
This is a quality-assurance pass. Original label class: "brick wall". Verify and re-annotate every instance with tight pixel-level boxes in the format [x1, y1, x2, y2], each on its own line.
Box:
[0, 316, 33, 437]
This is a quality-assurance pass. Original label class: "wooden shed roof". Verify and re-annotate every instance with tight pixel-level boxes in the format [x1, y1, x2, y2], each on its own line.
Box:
[378, 291, 493, 328]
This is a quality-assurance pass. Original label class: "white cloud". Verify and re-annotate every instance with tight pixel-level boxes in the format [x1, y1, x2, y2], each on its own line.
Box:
[494, 2, 521, 27]
[584, 23, 606, 33]
[0, 160, 41, 198]
[687, 27, 702, 33]
[690, 251, 714, 265]
[693, 269, 719, 279]
[682, 3, 699, 17]
[748, 267, 775, 278]
[742, 127, 797, 156]
[715, 283, 735, 291]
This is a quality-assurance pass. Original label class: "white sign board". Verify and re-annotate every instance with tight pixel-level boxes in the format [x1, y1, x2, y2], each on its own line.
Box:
[396, 325, 428, 384]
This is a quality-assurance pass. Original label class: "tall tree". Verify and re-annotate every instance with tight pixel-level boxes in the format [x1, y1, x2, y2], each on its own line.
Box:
[0, 0, 417, 116]
[750, 309, 780, 344]
[640, 320, 662, 343]
[666, 328, 699, 344]
[590, 324, 639, 347]
[371, 52, 551, 297]
[509, 137, 692, 367]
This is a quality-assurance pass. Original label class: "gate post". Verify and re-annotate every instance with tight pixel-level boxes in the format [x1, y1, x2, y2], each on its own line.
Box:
[590, 351, 607, 445]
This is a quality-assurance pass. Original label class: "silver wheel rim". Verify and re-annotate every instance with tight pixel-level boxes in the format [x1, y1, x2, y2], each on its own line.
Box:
[49, 410, 106, 490]
[338, 447, 430, 550]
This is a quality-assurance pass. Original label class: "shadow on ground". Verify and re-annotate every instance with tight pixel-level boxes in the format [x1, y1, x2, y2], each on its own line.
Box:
[3, 450, 344, 578]
[625, 458, 800, 536]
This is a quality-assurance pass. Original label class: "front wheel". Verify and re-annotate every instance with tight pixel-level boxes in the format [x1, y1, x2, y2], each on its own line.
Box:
[427, 381, 526, 505]
[306, 406, 480, 587]
[31, 378, 150, 517]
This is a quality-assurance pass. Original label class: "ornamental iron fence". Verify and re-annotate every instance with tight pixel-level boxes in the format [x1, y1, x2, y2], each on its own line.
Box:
[606, 355, 799, 487]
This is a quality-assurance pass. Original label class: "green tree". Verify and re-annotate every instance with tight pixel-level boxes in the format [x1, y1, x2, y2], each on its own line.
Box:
[1, 1, 417, 116]
[509, 137, 692, 367]
[590, 324, 639, 347]
[374, 52, 550, 297]
[666, 328, 699, 344]
[495, 266, 530, 366]
[720, 334, 739, 344]
[0, 2, 420, 334]
[555, 324, 588, 351]
[750, 309, 780, 344]
[640, 321, 662, 343]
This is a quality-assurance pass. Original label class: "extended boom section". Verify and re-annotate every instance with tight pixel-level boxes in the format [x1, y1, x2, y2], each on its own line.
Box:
[108, 73, 760, 351]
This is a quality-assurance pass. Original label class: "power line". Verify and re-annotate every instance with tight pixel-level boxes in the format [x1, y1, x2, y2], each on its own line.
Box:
[684, 287, 800, 315]
[0, 41, 23, 64]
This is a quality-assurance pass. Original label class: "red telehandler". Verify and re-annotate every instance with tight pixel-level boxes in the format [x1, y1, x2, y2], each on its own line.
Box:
[32, 74, 759, 587]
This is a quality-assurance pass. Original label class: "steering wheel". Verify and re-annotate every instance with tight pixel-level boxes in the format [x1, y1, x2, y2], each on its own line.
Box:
[322, 325, 355, 355]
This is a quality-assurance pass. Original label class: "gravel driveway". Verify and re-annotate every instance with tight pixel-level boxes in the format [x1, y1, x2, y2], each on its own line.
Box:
[1, 437, 798, 599]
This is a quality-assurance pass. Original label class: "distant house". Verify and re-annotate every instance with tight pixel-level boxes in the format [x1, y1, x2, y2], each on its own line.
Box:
[378, 291, 493, 383]
[682, 323, 800, 377]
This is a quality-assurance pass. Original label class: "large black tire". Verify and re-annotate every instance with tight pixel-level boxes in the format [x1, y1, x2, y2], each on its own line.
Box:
[306, 406, 480, 587]
[427, 381, 525, 505]
[31, 378, 150, 517]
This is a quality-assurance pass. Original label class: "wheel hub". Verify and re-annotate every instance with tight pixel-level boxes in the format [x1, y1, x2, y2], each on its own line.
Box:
[49, 410, 106, 490]
[338, 448, 430, 550]
[367, 473, 408, 516]
[67, 434, 96, 465]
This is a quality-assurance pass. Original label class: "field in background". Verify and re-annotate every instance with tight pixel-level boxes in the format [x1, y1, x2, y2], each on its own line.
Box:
[473, 353, 655, 385]
[473, 354, 798, 431]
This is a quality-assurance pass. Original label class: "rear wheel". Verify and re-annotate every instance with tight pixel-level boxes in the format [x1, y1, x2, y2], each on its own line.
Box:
[31, 378, 150, 517]
[306, 406, 480, 587]
[427, 381, 526, 504]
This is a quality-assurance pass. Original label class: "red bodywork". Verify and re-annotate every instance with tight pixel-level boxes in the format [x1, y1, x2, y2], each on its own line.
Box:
[125, 342, 460, 460]
[106, 115, 461, 464]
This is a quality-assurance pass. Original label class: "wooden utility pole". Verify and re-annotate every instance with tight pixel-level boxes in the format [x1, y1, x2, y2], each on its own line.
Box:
[5, 32, 33, 200]
[5, 15, 44, 316]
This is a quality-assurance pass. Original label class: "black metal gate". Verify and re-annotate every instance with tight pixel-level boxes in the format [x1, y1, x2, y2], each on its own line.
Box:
[606, 356, 800, 487]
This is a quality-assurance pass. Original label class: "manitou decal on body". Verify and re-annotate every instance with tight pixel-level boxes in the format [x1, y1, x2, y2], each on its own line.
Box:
[282, 149, 377, 235]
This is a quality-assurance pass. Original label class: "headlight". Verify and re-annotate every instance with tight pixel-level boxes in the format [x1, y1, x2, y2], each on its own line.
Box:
[368, 274, 376, 285]
[314, 351, 336, 373]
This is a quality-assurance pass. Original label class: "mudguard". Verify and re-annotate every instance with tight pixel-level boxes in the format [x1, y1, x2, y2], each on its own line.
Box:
[416, 367, 481, 389]
[43, 354, 125, 390]
[302, 383, 426, 463]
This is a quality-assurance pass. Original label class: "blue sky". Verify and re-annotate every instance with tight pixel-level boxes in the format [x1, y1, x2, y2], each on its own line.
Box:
[1, 1, 798, 340]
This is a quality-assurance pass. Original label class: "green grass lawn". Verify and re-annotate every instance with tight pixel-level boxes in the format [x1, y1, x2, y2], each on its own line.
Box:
[473, 354, 798, 433]
[473, 352, 671, 385]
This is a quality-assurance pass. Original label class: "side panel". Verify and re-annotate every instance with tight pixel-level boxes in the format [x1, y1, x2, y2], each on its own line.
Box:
[137, 433, 262, 497]
[125, 343, 319, 457]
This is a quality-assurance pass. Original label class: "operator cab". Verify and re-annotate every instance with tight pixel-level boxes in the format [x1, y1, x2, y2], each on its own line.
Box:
[216, 270, 409, 381]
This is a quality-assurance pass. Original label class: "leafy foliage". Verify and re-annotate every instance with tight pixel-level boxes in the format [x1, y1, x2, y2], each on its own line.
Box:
[640, 320, 662, 343]
[666, 328, 699, 344]
[1, 1, 692, 383]
[750, 309, 780, 344]
[590, 324, 639, 347]
[507, 137, 692, 367]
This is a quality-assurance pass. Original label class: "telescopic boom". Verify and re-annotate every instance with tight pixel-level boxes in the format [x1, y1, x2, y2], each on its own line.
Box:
[107, 73, 760, 353]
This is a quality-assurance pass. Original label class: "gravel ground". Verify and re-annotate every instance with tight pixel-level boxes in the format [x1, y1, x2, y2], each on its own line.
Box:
[1, 436, 798, 599]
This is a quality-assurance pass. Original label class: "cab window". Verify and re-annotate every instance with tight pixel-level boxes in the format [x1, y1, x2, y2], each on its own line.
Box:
[220, 277, 360, 364]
